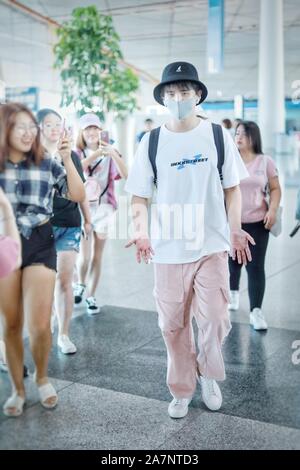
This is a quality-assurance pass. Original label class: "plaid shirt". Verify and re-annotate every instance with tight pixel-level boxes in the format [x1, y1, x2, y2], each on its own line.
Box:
[0, 156, 68, 239]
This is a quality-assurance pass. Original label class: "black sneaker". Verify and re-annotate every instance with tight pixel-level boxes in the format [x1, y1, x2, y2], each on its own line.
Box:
[23, 365, 29, 378]
[74, 283, 86, 304]
[0, 363, 29, 376]
[86, 296, 101, 315]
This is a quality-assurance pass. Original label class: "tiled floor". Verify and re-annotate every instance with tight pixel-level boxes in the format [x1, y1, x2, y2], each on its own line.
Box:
[0, 188, 300, 450]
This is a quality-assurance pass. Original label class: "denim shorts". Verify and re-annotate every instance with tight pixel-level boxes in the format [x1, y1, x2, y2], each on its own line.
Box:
[52, 226, 81, 253]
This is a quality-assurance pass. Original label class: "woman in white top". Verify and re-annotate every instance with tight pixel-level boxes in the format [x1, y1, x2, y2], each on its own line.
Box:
[74, 113, 127, 314]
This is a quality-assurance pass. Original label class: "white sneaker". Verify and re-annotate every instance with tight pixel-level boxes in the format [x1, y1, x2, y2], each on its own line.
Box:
[228, 290, 239, 310]
[0, 360, 8, 373]
[168, 398, 191, 418]
[50, 314, 56, 334]
[0, 340, 8, 372]
[250, 308, 268, 330]
[74, 283, 86, 305]
[86, 296, 101, 315]
[57, 335, 77, 354]
[199, 377, 222, 411]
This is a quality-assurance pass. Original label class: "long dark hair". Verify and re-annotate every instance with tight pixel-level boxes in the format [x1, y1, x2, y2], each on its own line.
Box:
[36, 108, 61, 125]
[0, 102, 44, 172]
[236, 120, 263, 155]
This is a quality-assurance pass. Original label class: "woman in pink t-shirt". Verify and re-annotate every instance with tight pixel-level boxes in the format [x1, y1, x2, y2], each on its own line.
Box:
[229, 121, 281, 331]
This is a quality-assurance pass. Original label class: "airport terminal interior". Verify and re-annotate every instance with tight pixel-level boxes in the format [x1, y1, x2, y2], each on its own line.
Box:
[0, 0, 300, 451]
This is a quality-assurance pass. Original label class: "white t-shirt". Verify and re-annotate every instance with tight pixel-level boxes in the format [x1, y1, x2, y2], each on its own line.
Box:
[125, 120, 248, 264]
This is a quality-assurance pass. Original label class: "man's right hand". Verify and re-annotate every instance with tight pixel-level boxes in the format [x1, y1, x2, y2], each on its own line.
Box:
[125, 235, 154, 264]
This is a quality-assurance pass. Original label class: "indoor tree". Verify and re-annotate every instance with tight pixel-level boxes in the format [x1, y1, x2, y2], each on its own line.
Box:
[53, 5, 139, 120]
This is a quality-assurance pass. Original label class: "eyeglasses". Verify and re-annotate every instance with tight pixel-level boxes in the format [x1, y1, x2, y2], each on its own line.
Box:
[43, 123, 62, 130]
[13, 125, 39, 136]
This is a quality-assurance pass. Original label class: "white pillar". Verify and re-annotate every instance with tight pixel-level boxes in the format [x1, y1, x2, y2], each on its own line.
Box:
[258, 0, 285, 155]
[114, 115, 136, 195]
[115, 116, 135, 167]
[0, 80, 5, 102]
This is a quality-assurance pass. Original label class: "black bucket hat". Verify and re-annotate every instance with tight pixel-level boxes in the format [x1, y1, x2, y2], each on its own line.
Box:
[153, 61, 208, 106]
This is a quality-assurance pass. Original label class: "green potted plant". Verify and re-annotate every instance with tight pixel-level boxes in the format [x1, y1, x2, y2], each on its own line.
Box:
[53, 5, 139, 121]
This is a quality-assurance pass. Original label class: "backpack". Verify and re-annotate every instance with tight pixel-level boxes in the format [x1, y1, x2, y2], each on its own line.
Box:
[148, 123, 225, 187]
[83, 151, 109, 204]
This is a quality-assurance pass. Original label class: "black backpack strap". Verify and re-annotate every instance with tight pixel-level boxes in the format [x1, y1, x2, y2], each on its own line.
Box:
[89, 158, 103, 176]
[148, 127, 161, 187]
[97, 181, 110, 204]
[83, 149, 103, 176]
[212, 123, 225, 182]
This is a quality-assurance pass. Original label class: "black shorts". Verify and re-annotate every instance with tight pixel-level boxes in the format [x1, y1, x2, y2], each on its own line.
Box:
[21, 222, 57, 271]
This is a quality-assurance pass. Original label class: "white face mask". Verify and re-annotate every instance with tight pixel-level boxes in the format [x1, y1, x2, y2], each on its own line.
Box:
[164, 97, 198, 121]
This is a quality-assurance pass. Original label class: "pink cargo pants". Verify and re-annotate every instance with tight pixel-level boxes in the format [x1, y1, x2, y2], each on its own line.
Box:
[153, 251, 231, 399]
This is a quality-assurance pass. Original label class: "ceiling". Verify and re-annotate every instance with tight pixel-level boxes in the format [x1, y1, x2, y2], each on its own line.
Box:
[0, 0, 299, 106]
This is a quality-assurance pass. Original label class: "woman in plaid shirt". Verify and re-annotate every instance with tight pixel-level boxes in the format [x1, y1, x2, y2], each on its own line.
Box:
[0, 103, 85, 417]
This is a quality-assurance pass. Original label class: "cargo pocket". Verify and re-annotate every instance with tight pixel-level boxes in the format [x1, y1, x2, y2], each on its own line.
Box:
[220, 286, 230, 304]
[153, 264, 185, 331]
[220, 286, 232, 344]
[196, 284, 230, 319]
[196, 284, 231, 347]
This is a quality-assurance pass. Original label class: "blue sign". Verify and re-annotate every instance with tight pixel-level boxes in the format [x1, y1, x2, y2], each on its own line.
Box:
[207, 0, 224, 74]
[5, 87, 39, 112]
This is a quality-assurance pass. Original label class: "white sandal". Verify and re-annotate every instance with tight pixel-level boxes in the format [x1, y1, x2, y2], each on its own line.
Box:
[3, 392, 25, 417]
[33, 372, 58, 409]
[37, 382, 58, 409]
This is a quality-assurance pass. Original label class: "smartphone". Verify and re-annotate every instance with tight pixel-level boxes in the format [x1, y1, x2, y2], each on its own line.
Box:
[60, 118, 66, 138]
[100, 130, 109, 144]
[66, 124, 73, 140]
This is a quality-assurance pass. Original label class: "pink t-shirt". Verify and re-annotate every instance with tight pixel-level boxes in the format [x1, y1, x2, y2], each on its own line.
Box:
[0, 236, 19, 278]
[241, 155, 278, 223]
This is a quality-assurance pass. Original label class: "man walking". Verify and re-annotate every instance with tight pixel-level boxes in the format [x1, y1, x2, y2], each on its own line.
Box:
[125, 62, 254, 418]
